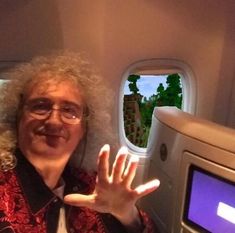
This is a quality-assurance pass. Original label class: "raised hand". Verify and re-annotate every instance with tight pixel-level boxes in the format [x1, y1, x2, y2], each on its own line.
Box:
[64, 144, 160, 228]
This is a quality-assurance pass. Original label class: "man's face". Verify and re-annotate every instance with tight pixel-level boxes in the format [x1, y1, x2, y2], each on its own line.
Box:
[18, 78, 85, 161]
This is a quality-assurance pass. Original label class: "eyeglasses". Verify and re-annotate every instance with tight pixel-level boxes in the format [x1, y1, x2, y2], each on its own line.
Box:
[24, 99, 86, 125]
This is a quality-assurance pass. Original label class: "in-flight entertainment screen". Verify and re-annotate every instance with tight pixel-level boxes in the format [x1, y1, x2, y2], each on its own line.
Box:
[184, 165, 235, 233]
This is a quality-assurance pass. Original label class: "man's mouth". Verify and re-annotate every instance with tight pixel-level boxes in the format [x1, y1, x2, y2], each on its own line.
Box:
[42, 133, 67, 142]
[43, 133, 63, 138]
[40, 133, 65, 147]
[35, 126, 68, 142]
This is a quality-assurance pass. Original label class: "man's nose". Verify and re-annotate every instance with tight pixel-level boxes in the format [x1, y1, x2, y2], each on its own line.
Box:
[45, 109, 63, 125]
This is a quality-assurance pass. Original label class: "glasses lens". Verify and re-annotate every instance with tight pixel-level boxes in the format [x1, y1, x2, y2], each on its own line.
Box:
[60, 105, 83, 124]
[27, 100, 52, 116]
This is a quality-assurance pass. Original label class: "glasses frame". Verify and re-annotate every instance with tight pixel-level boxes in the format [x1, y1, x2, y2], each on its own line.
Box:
[23, 100, 88, 125]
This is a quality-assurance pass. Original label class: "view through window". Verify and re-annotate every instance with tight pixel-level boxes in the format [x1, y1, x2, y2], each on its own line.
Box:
[123, 74, 183, 148]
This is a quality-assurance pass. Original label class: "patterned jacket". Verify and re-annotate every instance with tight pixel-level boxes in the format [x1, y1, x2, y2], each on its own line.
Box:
[0, 151, 156, 233]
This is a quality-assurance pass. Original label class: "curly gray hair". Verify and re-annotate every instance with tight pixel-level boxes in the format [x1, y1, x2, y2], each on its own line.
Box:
[0, 52, 116, 171]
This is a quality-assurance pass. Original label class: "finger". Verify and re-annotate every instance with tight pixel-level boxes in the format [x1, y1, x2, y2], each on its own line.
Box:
[97, 144, 110, 184]
[64, 194, 95, 208]
[134, 179, 160, 197]
[122, 155, 139, 188]
[111, 147, 128, 184]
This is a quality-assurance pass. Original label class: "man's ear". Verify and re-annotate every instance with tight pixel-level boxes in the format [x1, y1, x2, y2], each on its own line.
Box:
[81, 105, 89, 135]
[81, 116, 88, 135]
[16, 94, 24, 129]
[77, 121, 88, 168]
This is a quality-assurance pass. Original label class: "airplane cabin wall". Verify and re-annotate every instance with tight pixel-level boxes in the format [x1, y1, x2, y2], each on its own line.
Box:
[57, 0, 235, 128]
[0, 0, 235, 128]
[213, 5, 235, 127]
[0, 0, 64, 60]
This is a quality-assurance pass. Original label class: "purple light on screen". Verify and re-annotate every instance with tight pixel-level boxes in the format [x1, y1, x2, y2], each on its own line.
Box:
[187, 169, 235, 233]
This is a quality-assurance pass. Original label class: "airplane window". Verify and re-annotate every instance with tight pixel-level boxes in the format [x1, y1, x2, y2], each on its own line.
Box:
[123, 73, 183, 148]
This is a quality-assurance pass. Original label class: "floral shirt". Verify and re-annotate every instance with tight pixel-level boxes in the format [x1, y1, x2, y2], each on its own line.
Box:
[0, 151, 156, 233]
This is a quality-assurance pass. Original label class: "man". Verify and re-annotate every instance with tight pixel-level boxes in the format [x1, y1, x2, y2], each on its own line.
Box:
[0, 53, 160, 232]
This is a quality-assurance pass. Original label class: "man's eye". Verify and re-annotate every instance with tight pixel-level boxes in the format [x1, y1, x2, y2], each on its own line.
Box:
[30, 102, 51, 112]
[62, 106, 80, 117]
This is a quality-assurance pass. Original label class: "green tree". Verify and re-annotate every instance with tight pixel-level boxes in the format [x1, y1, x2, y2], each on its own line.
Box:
[128, 75, 140, 94]
[139, 74, 182, 143]
[125, 73, 182, 147]
[156, 74, 182, 108]
[140, 94, 156, 128]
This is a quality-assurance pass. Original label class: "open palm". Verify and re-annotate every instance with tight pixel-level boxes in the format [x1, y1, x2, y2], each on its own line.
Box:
[64, 144, 160, 225]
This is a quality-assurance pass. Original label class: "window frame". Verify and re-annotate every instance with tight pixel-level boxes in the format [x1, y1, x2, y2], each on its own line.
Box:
[119, 58, 196, 155]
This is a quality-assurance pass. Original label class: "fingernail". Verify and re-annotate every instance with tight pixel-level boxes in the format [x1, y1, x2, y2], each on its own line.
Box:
[150, 179, 160, 187]
[129, 154, 139, 163]
[118, 146, 128, 155]
[100, 144, 110, 153]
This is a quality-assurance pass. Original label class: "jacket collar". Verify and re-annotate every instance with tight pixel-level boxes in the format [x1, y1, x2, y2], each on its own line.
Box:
[14, 149, 96, 215]
[15, 149, 58, 215]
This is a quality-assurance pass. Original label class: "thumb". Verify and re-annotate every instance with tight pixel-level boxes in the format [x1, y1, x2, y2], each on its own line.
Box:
[64, 194, 95, 208]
